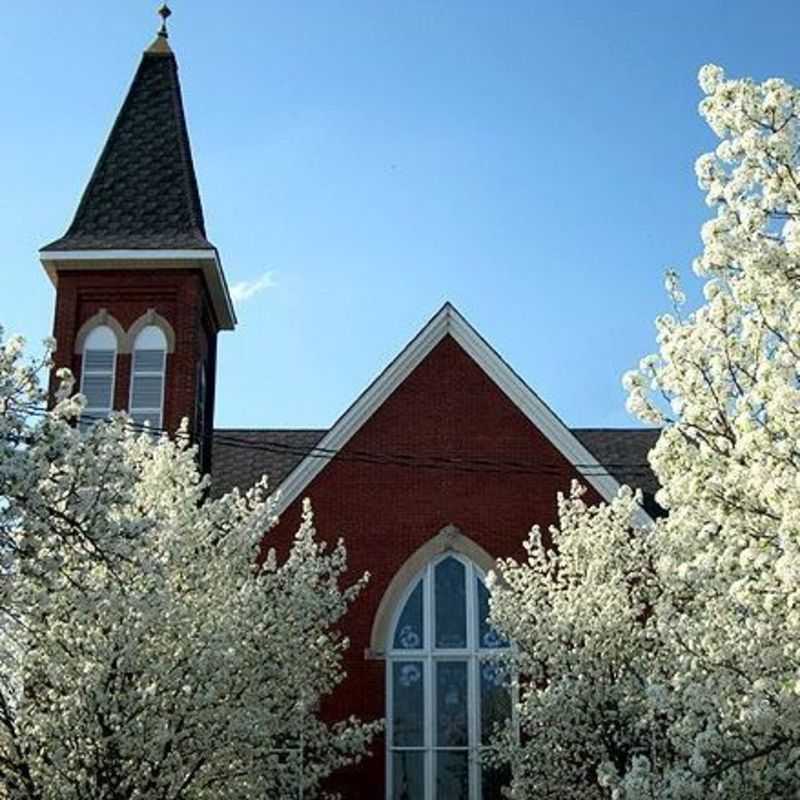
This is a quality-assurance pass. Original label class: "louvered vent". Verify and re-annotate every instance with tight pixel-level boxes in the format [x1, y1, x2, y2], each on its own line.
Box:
[131, 411, 161, 429]
[133, 349, 166, 372]
[80, 325, 118, 427]
[130, 326, 167, 431]
[82, 374, 114, 409]
[131, 376, 164, 410]
[84, 349, 115, 372]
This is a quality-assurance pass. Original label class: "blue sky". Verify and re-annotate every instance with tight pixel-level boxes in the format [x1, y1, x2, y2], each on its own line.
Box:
[2, 1, 798, 430]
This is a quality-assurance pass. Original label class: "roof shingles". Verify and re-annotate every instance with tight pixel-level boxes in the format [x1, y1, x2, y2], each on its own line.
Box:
[42, 48, 212, 252]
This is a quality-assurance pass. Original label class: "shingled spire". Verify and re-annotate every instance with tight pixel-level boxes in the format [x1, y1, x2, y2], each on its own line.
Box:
[42, 22, 212, 252]
[41, 10, 234, 475]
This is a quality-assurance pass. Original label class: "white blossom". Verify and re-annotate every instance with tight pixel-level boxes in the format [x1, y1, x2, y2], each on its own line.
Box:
[490, 64, 800, 798]
[0, 335, 379, 799]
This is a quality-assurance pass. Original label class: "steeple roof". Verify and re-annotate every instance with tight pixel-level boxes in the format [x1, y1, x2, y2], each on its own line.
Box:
[42, 40, 213, 252]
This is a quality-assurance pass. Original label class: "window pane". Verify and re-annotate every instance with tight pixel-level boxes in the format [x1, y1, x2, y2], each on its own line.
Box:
[393, 661, 424, 746]
[131, 375, 163, 410]
[133, 349, 165, 373]
[393, 579, 424, 650]
[480, 660, 512, 745]
[392, 751, 424, 800]
[436, 661, 468, 747]
[481, 761, 512, 800]
[477, 579, 509, 649]
[436, 751, 469, 800]
[82, 374, 113, 409]
[435, 557, 466, 648]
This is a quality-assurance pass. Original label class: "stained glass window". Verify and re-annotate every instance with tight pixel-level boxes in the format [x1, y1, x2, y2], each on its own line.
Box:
[387, 553, 512, 799]
[393, 579, 423, 650]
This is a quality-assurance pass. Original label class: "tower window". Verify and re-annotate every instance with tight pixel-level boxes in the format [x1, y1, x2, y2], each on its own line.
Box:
[80, 324, 118, 426]
[129, 325, 168, 431]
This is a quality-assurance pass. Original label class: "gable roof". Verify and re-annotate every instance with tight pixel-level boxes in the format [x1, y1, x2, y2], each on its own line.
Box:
[573, 428, 660, 497]
[211, 429, 327, 498]
[212, 305, 658, 526]
[41, 44, 212, 252]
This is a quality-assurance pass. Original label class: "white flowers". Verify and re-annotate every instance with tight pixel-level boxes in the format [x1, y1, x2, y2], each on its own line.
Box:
[698, 64, 725, 94]
[488, 63, 800, 799]
[0, 340, 379, 800]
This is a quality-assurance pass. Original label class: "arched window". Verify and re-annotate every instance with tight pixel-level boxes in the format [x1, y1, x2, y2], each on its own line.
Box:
[129, 325, 167, 430]
[80, 325, 118, 425]
[387, 553, 512, 800]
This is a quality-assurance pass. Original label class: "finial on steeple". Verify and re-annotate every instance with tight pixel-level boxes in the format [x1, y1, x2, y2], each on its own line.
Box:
[158, 4, 172, 38]
[146, 3, 173, 54]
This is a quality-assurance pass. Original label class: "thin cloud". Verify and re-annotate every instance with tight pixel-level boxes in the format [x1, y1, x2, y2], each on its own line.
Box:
[229, 271, 276, 304]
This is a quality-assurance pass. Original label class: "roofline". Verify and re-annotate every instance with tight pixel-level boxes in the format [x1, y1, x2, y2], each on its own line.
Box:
[272, 302, 654, 528]
[40, 248, 216, 260]
[39, 248, 237, 331]
[573, 426, 661, 432]
[214, 428, 327, 433]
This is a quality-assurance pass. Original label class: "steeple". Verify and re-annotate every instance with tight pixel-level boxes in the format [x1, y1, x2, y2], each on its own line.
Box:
[41, 9, 235, 474]
[42, 11, 211, 254]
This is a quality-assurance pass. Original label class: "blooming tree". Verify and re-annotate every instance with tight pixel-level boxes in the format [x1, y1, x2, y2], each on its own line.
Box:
[0, 332, 378, 800]
[488, 485, 663, 799]
[490, 65, 800, 798]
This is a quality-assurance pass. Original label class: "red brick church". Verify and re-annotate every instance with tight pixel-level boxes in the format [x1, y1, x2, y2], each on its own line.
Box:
[40, 15, 659, 800]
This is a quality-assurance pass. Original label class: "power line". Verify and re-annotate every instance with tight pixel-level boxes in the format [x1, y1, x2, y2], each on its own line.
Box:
[212, 429, 657, 479]
[15, 404, 657, 481]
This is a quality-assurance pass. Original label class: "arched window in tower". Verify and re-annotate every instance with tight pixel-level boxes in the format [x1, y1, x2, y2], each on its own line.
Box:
[129, 325, 168, 430]
[80, 324, 118, 426]
[387, 553, 512, 800]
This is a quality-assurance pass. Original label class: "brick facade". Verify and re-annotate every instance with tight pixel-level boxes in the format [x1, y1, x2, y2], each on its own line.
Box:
[263, 334, 605, 797]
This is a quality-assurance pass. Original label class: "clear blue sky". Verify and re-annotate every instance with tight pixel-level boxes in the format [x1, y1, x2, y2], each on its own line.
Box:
[2, 1, 797, 430]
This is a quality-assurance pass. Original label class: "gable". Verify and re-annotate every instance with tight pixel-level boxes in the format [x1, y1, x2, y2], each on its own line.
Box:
[266, 304, 654, 527]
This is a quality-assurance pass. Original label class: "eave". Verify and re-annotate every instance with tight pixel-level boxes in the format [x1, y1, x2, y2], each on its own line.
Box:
[39, 248, 237, 331]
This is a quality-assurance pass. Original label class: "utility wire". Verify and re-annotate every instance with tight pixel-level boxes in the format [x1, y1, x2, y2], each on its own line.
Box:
[15, 404, 657, 480]
[211, 430, 657, 479]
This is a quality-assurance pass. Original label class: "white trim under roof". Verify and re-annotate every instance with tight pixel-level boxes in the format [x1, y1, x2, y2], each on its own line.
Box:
[39, 248, 237, 331]
[40, 249, 218, 261]
[274, 303, 654, 528]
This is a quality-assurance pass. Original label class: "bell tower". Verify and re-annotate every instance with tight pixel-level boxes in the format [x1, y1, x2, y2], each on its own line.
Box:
[40, 6, 236, 473]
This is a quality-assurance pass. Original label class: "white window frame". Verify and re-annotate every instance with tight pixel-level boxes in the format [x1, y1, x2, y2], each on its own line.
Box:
[80, 325, 118, 424]
[129, 325, 168, 432]
[385, 553, 513, 800]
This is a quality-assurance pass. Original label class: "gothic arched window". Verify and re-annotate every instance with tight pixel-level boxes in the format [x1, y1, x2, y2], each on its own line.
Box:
[387, 553, 512, 800]
[80, 324, 118, 425]
[129, 325, 168, 431]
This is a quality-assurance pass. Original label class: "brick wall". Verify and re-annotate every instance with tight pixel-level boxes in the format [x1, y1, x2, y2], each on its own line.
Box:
[51, 268, 218, 466]
[264, 335, 603, 797]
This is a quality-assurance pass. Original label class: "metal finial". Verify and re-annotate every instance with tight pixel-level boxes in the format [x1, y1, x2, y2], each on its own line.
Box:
[158, 3, 172, 38]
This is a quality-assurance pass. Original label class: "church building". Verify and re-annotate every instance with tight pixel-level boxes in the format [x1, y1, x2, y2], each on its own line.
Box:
[40, 12, 659, 800]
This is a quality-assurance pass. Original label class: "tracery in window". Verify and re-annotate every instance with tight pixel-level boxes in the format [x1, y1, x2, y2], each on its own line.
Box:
[129, 325, 167, 431]
[80, 324, 118, 426]
[387, 554, 512, 800]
